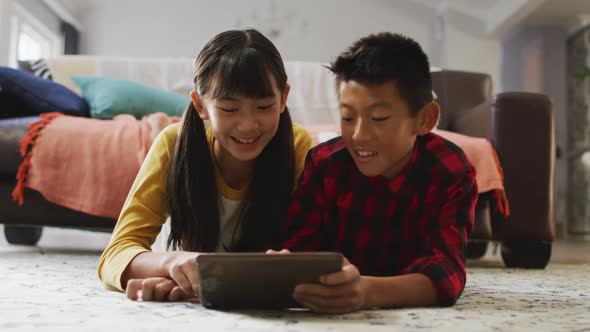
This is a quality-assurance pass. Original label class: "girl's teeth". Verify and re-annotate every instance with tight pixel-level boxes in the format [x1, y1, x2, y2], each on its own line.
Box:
[358, 151, 376, 157]
[235, 137, 256, 143]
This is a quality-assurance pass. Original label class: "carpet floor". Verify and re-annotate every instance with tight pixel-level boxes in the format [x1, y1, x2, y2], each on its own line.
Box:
[0, 246, 589, 332]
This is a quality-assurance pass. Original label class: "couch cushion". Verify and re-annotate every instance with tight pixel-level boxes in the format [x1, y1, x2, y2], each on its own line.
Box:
[0, 67, 90, 118]
[0, 117, 40, 175]
[71, 76, 190, 119]
[0, 90, 30, 119]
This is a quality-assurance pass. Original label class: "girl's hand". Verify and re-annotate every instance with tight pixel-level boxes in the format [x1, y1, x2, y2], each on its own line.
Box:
[126, 277, 191, 301]
[293, 257, 369, 314]
[163, 251, 201, 297]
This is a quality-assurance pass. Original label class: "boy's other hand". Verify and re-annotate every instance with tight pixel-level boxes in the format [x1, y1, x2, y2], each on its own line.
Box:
[126, 277, 193, 302]
[265, 249, 291, 254]
[293, 257, 369, 314]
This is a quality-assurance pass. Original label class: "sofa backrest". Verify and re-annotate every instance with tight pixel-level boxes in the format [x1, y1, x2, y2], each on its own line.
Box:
[431, 70, 492, 131]
[46, 56, 492, 128]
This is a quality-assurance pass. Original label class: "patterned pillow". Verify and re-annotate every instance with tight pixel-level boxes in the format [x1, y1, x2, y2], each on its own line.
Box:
[18, 59, 53, 80]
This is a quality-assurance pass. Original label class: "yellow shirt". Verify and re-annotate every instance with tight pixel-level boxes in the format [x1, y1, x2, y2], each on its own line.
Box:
[98, 122, 311, 291]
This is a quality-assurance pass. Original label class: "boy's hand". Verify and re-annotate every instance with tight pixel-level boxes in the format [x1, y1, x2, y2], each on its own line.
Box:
[265, 249, 291, 254]
[293, 257, 369, 314]
[126, 277, 192, 302]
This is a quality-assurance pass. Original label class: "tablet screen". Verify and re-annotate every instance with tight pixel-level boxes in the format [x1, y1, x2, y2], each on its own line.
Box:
[196, 252, 343, 309]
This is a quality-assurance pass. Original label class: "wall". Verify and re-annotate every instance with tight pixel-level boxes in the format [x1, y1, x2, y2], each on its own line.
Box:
[76, 0, 431, 62]
[501, 26, 568, 234]
[74, 0, 500, 87]
[447, 25, 502, 93]
[18, 0, 61, 33]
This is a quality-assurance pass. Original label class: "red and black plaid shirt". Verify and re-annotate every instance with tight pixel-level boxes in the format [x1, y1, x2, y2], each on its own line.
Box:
[280, 132, 478, 306]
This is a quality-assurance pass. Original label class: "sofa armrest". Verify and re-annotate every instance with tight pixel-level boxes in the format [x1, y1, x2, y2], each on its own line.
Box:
[452, 92, 555, 241]
[492, 92, 555, 241]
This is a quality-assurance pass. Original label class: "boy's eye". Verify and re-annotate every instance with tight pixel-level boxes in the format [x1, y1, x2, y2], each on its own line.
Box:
[372, 116, 391, 122]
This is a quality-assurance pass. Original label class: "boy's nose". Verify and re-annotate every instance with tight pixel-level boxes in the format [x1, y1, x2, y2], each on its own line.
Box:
[352, 121, 371, 143]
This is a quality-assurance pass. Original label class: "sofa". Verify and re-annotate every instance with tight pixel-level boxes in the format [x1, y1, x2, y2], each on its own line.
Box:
[431, 70, 555, 268]
[0, 57, 555, 268]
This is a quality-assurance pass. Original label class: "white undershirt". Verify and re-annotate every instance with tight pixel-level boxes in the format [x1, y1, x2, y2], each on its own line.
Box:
[151, 195, 241, 252]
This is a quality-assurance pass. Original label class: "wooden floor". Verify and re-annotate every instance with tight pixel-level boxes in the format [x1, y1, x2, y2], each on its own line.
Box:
[1, 225, 589, 264]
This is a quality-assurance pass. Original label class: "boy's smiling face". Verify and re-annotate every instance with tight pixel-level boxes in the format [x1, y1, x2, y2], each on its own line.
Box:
[339, 80, 438, 180]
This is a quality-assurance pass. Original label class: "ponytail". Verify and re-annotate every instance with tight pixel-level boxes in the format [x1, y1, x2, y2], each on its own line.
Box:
[167, 103, 219, 252]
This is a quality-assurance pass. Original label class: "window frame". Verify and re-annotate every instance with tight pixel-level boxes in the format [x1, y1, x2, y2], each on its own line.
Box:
[8, 2, 62, 68]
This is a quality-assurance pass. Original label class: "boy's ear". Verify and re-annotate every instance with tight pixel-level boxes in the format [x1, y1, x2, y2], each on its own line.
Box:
[416, 101, 440, 135]
[280, 83, 291, 114]
[190, 90, 208, 120]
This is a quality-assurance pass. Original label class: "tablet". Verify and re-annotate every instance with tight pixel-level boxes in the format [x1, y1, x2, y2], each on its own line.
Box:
[196, 252, 343, 309]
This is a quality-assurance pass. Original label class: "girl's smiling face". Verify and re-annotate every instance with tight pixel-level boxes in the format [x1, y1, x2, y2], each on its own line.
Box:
[192, 75, 289, 164]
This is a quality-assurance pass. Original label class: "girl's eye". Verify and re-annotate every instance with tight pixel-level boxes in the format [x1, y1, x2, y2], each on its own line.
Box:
[340, 117, 353, 122]
[257, 104, 275, 110]
[372, 116, 391, 122]
[218, 107, 237, 113]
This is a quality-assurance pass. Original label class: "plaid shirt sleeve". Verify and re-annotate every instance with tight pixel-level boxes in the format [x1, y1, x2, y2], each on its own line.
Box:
[401, 164, 478, 306]
[279, 149, 330, 251]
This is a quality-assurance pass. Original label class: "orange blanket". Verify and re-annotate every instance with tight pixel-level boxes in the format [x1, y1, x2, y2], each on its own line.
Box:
[13, 119, 508, 219]
[12, 113, 169, 219]
[306, 125, 509, 217]
[432, 129, 509, 217]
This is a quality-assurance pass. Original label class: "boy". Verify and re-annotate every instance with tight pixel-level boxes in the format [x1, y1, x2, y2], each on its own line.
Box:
[276, 32, 478, 313]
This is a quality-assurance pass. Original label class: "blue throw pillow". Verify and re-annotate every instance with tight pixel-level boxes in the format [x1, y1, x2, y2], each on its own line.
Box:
[71, 76, 190, 119]
[0, 66, 90, 119]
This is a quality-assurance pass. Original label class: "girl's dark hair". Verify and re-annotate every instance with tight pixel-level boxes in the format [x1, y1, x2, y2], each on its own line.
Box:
[167, 29, 295, 252]
[327, 32, 433, 115]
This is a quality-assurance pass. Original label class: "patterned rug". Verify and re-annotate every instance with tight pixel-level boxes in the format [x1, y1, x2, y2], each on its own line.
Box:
[0, 247, 589, 332]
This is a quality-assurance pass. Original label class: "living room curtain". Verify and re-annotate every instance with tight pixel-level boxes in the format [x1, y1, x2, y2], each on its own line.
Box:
[61, 21, 79, 55]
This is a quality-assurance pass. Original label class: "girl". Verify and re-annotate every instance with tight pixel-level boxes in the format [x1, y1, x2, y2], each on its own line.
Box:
[98, 29, 311, 302]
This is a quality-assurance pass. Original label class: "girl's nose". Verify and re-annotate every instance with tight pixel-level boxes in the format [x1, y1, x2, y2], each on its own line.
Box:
[237, 113, 260, 132]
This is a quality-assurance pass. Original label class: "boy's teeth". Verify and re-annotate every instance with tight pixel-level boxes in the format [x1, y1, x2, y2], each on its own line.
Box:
[358, 151, 376, 157]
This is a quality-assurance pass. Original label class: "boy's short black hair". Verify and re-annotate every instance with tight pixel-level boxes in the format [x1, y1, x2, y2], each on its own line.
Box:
[328, 32, 433, 116]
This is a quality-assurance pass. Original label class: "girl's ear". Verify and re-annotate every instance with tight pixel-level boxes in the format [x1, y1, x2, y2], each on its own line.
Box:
[280, 83, 291, 114]
[416, 101, 440, 136]
[190, 90, 209, 120]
